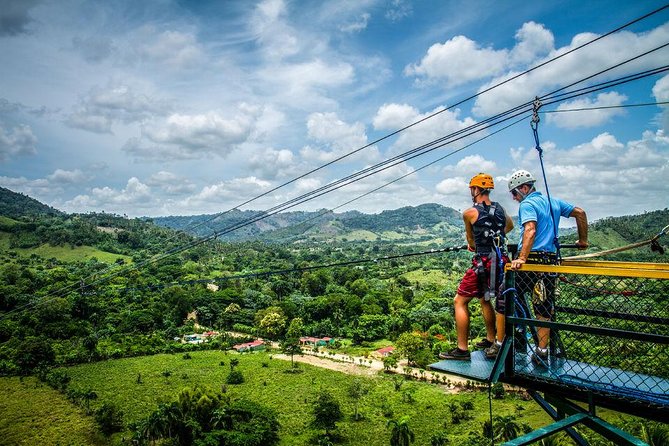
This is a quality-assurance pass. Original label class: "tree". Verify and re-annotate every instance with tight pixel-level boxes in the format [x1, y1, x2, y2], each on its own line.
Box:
[258, 309, 287, 340]
[282, 318, 304, 368]
[491, 414, 523, 442]
[395, 332, 425, 366]
[348, 378, 370, 421]
[387, 416, 415, 446]
[312, 391, 342, 436]
[383, 355, 398, 372]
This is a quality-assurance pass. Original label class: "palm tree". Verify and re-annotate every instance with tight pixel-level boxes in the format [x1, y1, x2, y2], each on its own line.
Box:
[492, 414, 522, 442]
[387, 416, 415, 446]
[639, 422, 669, 446]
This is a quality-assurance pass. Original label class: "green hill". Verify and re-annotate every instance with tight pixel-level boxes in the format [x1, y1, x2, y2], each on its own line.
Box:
[0, 187, 63, 219]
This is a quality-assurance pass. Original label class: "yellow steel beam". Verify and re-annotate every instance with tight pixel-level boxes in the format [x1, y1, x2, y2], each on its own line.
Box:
[506, 262, 669, 279]
[562, 260, 669, 271]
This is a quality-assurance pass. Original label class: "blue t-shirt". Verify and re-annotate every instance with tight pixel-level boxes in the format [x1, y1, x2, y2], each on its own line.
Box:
[518, 191, 575, 253]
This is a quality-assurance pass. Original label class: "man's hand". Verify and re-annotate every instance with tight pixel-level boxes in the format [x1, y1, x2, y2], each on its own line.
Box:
[467, 245, 475, 252]
[510, 258, 525, 270]
[575, 240, 589, 250]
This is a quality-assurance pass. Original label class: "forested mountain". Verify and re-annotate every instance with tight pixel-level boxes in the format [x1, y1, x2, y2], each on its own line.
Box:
[151, 202, 464, 243]
[0, 187, 63, 219]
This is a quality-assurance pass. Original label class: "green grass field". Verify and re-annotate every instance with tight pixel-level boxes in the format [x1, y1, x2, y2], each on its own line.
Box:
[402, 269, 458, 288]
[0, 350, 555, 445]
[0, 376, 106, 446]
[14, 244, 131, 264]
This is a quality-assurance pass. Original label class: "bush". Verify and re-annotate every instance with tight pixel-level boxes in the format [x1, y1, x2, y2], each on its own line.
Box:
[95, 403, 124, 436]
[226, 369, 244, 384]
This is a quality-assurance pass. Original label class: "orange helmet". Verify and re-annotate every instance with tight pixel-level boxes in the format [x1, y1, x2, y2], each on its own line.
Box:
[469, 173, 494, 190]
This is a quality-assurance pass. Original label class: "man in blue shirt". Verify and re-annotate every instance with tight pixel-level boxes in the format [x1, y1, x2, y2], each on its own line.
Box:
[507, 170, 588, 365]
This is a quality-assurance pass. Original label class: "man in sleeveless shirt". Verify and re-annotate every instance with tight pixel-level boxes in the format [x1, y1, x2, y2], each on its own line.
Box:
[440, 173, 514, 360]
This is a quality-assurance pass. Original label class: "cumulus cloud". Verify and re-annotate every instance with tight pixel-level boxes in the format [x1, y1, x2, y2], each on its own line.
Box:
[124, 105, 260, 160]
[405, 35, 508, 87]
[248, 147, 297, 179]
[547, 92, 628, 129]
[0, 0, 39, 36]
[300, 112, 375, 163]
[473, 23, 669, 117]
[47, 168, 88, 184]
[509, 131, 669, 220]
[373, 103, 477, 155]
[66, 84, 170, 134]
[652, 74, 669, 131]
[405, 21, 553, 88]
[0, 175, 53, 199]
[0, 123, 37, 161]
[66, 177, 152, 212]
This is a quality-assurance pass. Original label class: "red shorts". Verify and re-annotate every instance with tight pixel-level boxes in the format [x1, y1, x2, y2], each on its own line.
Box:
[457, 255, 508, 298]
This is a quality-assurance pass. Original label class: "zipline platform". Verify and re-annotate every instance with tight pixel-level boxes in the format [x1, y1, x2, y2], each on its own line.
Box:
[431, 259, 669, 443]
[430, 350, 669, 406]
[430, 350, 496, 381]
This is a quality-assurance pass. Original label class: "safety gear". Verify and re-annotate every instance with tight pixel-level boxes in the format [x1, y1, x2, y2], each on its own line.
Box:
[508, 170, 536, 191]
[469, 173, 494, 190]
[472, 202, 506, 254]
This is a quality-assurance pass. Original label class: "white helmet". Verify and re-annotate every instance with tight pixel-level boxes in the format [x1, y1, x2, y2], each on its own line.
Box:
[508, 170, 536, 191]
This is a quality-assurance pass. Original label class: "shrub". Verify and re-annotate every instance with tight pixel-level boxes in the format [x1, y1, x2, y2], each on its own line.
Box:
[95, 403, 124, 436]
[226, 369, 244, 384]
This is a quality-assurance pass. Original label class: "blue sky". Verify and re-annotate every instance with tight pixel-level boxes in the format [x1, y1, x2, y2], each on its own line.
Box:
[1, 0, 668, 223]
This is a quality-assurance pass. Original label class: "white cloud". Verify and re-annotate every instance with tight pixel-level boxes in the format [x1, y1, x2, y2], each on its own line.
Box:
[652, 74, 669, 132]
[509, 21, 554, 66]
[66, 84, 170, 134]
[0, 123, 37, 161]
[47, 168, 87, 184]
[250, 0, 300, 61]
[473, 23, 669, 117]
[0, 175, 54, 199]
[249, 147, 297, 179]
[124, 106, 260, 160]
[404, 35, 508, 87]
[65, 177, 152, 212]
[373, 104, 478, 156]
[547, 92, 628, 129]
[188, 176, 272, 205]
[456, 154, 497, 173]
[300, 112, 376, 163]
[508, 130, 669, 220]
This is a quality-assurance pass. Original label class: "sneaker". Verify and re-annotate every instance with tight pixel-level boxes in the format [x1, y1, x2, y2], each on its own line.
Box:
[439, 347, 470, 360]
[475, 338, 493, 349]
[531, 347, 549, 367]
[484, 342, 501, 359]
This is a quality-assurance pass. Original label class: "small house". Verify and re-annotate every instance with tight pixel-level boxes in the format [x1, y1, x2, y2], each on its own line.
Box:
[373, 346, 395, 358]
[232, 339, 265, 352]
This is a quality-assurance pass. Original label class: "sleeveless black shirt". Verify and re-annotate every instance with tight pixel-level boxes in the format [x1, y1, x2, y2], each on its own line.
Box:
[472, 202, 506, 254]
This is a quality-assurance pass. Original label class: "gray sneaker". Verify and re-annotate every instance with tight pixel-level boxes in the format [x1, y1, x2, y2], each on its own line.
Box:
[484, 342, 501, 359]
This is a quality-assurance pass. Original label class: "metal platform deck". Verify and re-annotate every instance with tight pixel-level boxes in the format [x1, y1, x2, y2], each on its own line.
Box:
[429, 349, 496, 381]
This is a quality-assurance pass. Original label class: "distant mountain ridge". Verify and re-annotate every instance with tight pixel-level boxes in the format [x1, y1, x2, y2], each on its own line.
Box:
[0, 187, 63, 219]
[151, 203, 464, 242]
[0, 187, 666, 257]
